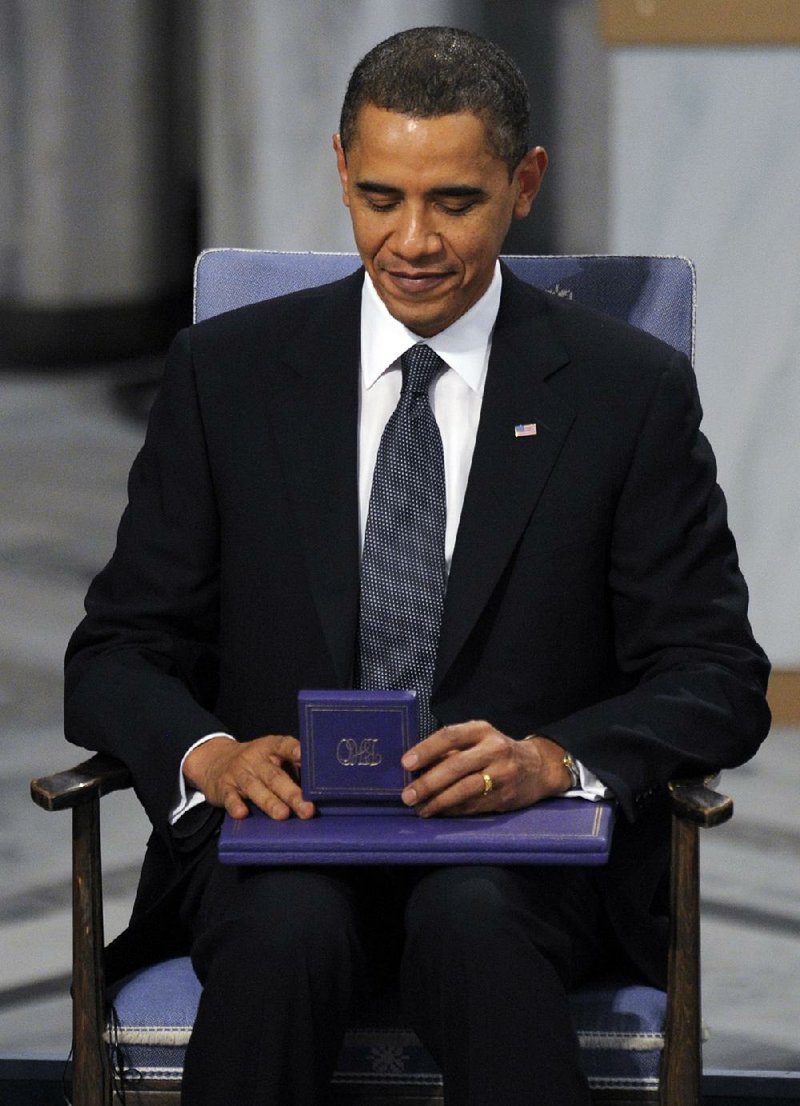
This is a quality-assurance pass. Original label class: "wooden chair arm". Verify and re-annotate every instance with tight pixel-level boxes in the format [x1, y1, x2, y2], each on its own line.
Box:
[30, 752, 132, 812]
[668, 779, 733, 828]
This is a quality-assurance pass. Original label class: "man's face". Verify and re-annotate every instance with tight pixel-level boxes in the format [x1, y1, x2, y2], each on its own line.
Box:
[334, 105, 547, 337]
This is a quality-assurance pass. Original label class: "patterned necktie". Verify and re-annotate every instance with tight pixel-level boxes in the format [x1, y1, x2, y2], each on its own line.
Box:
[359, 344, 447, 737]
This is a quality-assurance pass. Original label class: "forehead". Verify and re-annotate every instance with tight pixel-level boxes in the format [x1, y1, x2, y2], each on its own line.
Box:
[347, 104, 505, 179]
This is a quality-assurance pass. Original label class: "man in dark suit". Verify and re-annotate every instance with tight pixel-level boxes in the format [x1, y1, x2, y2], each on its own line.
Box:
[65, 26, 769, 1106]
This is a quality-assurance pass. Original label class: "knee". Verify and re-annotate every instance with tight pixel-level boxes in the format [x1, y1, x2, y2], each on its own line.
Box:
[404, 867, 520, 955]
[193, 868, 359, 984]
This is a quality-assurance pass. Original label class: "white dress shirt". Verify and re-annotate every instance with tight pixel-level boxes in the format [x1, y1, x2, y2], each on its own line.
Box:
[172, 263, 606, 821]
[358, 262, 498, 569]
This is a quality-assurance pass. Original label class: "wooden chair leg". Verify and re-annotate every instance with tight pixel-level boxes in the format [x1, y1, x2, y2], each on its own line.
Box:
[661, 781, 733, 1106]
[72, 798, 112, 1106]
[660, 815, 701, 1106]
[31, 756, 133, 1106]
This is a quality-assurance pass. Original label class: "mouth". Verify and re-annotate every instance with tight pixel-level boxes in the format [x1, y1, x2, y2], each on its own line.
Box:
[382, 269, 454, 296]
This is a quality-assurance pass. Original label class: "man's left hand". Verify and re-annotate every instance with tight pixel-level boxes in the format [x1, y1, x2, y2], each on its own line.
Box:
[400, 721, 573, 817]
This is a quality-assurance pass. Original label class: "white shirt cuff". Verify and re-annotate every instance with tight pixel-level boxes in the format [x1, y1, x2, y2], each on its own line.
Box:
[170, 732, 236, 825]
[567, 759, 611, 801]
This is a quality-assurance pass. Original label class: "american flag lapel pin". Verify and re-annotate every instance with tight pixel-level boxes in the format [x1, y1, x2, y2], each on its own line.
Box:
[514, 423, 537, 438]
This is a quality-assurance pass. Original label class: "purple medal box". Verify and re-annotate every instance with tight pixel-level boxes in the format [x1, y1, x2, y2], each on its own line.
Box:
[298, 688, 417, 812]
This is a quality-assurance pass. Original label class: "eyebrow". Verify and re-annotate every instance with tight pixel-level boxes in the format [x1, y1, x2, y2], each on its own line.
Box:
[355, 181, 487, 200]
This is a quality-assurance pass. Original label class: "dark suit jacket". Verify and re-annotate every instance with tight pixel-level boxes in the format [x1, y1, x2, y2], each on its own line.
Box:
[64, 265, 770, 986]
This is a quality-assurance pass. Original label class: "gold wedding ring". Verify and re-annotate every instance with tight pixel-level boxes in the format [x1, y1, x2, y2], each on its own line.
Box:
[482, 772, 494, 796]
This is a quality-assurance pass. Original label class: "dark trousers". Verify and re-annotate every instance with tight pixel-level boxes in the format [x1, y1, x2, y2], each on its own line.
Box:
[179, 850, 610, 1106]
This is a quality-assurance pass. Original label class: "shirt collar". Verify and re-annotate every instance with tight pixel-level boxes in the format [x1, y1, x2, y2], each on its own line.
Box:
[360, 262, 502, 393]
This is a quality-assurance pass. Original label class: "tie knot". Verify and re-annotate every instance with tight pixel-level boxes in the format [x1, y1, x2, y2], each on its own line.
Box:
[401, 344, 443, 397]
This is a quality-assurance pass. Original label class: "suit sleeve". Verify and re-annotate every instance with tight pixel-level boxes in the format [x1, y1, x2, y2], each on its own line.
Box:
[64, 328, 228, 841]
[543, 350, 770, 821]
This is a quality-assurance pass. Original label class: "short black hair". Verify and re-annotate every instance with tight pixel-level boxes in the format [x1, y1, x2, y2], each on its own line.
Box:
[339, 26, 531, 176]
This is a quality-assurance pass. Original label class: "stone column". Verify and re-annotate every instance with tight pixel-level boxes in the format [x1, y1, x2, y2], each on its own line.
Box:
[0, 0, 190, 363]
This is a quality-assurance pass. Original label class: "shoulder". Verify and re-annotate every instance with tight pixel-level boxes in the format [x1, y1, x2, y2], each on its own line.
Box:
[154, 268, 363, 417]
[186, 268, 364, 359]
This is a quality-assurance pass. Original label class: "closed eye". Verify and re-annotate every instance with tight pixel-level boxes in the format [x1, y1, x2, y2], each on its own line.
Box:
[363, 196, 476, 216]
[355, 181, 487, 216]
[356, 182, 401, 212]
[437, 201, 478, 216]
[364, 196, 400, 212]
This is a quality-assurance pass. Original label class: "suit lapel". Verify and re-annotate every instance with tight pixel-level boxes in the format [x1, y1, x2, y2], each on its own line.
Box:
[435, 272, 577, 687]
[263, 272, 363, 686]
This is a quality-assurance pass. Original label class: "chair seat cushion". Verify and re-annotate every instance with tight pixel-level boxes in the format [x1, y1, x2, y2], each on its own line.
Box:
[106, 956, 665, 1092]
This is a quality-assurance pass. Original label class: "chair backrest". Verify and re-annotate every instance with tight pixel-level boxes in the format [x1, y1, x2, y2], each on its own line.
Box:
[193, 249, 696, 362]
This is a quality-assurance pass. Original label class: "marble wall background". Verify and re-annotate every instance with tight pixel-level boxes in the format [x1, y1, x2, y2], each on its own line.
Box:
[2, 6, 796, 663]
[609, 49, 800, 667]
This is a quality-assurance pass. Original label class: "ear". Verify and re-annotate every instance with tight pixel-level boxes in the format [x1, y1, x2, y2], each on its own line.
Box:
[332, 134, 351, 208]
[512, 146, 548, 220]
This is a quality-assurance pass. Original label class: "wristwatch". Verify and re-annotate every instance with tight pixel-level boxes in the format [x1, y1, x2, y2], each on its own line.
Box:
[522, 735, 581, 792]
[561, 752, 581, 791]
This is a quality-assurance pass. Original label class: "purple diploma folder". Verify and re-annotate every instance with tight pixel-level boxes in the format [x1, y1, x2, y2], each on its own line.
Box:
[218, 799, 615, 867]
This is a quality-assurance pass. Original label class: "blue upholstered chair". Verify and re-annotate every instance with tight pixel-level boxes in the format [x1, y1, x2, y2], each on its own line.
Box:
[32, 251, 733, 1106]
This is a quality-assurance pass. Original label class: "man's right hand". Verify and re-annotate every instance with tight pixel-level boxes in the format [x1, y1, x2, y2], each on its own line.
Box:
[183, 734, 315, 821]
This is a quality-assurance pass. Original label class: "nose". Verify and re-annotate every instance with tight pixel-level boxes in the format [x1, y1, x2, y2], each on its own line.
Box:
[392, 205, 443, 260]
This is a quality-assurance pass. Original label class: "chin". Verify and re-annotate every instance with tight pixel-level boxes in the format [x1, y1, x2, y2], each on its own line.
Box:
[397, 313, 442, 337]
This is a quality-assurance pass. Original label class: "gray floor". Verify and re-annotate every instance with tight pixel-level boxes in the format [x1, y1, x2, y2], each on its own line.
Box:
[1, 365, 798, 1071]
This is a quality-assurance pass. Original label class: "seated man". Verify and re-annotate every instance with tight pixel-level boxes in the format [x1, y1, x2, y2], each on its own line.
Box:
[64, 25, 770, 1106]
